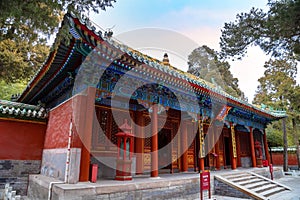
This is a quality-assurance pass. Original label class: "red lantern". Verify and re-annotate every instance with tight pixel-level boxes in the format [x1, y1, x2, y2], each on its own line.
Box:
[255, 141, 263, 167]
[115, 119, 134, 181]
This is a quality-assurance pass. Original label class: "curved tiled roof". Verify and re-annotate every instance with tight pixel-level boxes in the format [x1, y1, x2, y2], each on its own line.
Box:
[18, 13, 286, 121]
[68, 14, 286, 119]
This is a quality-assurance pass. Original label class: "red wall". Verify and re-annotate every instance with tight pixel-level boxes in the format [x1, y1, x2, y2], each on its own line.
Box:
[42, 89, 96, 182]
[271, 152, 298, 165]
[43, 97, 85, 149]
[0, 119, 46, 160]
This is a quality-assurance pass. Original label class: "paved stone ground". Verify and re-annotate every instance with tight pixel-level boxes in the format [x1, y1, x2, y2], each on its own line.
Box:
[271, 175, 300, 200]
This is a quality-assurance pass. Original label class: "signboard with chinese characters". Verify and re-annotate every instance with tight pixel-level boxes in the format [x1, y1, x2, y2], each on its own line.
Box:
[198, 119, 206, 158]
[231, 124, 237, 158]
[200, 170, 211, 200]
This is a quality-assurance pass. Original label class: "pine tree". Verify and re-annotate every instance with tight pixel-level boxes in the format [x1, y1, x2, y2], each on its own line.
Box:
[187, 45, 246, 100]
[253, 58, 300, 170]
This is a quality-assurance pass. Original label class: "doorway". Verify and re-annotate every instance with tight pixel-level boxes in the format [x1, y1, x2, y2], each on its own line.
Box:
[224, 136, 231, 167]
[158, 129, 172, 171]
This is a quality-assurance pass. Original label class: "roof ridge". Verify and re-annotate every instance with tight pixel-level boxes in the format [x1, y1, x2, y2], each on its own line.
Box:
[0, 100, 47, 119]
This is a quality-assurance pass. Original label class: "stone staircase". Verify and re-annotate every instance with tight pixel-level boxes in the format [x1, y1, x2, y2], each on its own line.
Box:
[215, 171, 291, 200]
[0, 183, 21, 200]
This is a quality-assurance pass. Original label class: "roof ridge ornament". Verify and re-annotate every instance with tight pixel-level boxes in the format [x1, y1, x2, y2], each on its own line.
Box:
[162, 53, 170, 66]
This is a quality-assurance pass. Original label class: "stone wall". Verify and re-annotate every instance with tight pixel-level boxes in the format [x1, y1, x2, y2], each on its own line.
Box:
[0, 160, 41, 195]
[240, 157, 252, 168]
[214, 177, 251, 199]
[41, 148, 81, 183]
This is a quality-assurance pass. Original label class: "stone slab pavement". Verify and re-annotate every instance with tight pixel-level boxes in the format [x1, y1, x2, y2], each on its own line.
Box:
[271, 175, 300, 200]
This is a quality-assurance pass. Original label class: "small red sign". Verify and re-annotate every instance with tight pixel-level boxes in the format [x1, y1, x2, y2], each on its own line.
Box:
[269, 164, 273, 173]
[262, 160, 269, 167]
[269, 164, 274, 180]
[200, 171, 210, 190]
[200, 171, 211, 200]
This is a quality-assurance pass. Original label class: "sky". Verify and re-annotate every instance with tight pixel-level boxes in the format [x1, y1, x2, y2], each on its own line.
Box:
[90, 0, 273, 102]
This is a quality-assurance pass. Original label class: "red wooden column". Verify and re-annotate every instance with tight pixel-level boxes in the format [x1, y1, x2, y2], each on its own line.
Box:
[181, 121, 188, 172]
[135, 111, 144, 175]
[263, 130, 271, 164]
[79, 87, 96, 181]
[151, 104, 158, 177]
[236, 130, 241, 167]
[230, 123, 237, 170]
[249, 127, 257, 167]
[215, 127, 221, 170]
[199, 158, 205, 171]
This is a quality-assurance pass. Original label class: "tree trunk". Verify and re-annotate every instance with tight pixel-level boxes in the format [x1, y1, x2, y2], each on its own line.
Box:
[282, 118, 288, 172]
[292, 118, 300, 169]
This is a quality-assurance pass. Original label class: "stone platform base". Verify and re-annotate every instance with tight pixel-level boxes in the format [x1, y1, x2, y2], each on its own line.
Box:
[26, 167, 283, 200]
[251, 166, 284, 179]
[27, 174, 201, 200]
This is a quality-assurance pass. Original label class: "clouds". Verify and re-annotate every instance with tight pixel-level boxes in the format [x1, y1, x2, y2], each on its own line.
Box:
[151, 6, 235, 29]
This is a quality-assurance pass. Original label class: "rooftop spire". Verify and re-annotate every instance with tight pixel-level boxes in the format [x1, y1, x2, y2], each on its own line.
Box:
[162, 53, 170, 66]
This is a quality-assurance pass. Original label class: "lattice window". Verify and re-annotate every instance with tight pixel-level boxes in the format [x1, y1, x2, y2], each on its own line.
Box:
[145, 137, 151, 148]
[110, 109, 131, 145]
[144, 114, 152, 143]
[110, 119, 118, 145]
[144, 114, 152, 148]
[96, 109, 109, 144]
[219, 129, 224, 151]
[187, 123, 195, 150]
[240, 132, 250, 156]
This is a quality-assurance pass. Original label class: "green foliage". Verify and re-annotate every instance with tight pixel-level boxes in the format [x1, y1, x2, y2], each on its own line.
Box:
[187, 45, 246, 100]
[0, 0, 116, 84]
[0, 80, 26, 100]
[266, 120, 295, 147]
[220, 0, 300, 60]
[266, 122, 283, 147]
[253, 58, 300, 147]
[253, 59, 298, 108]
[0, 0, 116, 43]
[0, 39, 49, 83]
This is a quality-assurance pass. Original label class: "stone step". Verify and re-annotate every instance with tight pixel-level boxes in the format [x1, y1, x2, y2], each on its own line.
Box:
[239, 178, 262, 186]
[222, 172, 248, 179]
[259, 186, 286, 197]
[252, 184, 277, 193]
[245, 180, 270, 189]
[230, 175, 256, 183]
